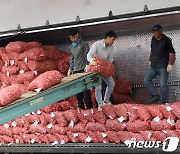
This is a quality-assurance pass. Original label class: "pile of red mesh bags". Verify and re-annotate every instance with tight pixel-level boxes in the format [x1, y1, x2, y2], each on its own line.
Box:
[87, 56, 115, 77]
[0, 41, 71, 106]
[0, 102, 179, 144]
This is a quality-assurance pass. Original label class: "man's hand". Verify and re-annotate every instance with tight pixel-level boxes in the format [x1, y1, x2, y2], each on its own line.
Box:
[149, 61, 151, 67]
[84, 65, 89, 72]
[90, 58, 97, 66]
[67, 69, 72, 76]
[167, 65, 173, 73]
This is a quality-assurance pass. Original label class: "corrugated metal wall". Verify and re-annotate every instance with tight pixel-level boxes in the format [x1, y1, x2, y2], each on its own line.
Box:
[56, 13, 180, 103]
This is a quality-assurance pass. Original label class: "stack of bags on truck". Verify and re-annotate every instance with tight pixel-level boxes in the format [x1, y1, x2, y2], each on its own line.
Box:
[0, 102, 180, 144]
[0, 41, 70, 107]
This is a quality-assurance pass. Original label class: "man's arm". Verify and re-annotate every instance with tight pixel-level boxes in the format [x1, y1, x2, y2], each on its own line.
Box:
[166, 38, 176, 65]
[84, 42, 90, 65]
[69, 47, 74, 70]
[87, 42, 97, 62]
[107, 47, 114, 62]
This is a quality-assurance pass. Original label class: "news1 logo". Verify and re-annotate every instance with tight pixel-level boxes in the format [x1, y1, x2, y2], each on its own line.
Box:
[126, 137, 179, 152]
[162, 137, 179, 152]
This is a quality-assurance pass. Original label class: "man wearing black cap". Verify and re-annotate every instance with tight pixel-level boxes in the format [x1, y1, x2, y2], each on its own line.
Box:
[144, 24, 176, 104]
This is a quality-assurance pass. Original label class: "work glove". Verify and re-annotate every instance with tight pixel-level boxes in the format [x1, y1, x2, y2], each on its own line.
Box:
[167, 65, 173, 73]
[90, 58, 97, 66]
[149, 61, 151, 68]
[84, 65, 89, 72]
[67, 69, 72, 76]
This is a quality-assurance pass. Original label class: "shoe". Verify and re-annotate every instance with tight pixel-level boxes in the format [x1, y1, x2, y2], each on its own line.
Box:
[98, 106, 102, 111]
[147, 96, 161, 104]
[103, 101, 112, 105]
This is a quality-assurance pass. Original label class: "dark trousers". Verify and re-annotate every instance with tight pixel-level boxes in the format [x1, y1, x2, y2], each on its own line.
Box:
[73, 69, 93, 109]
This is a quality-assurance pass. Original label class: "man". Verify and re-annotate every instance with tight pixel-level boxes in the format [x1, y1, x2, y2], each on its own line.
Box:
[144, 24, 176, 104]
[68, 28, 93, 109]
[87, 30, 117, 109]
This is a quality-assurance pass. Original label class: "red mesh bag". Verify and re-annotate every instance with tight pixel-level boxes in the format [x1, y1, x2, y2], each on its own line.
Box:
[6, 41, 26, 53]
[38, 134, 49, 144]
[86, 131, 99, 143]
[28, 70, 62, 91]
[78, 109, 95, 124]
[1, 66, 19, 75]
[93, 108, 107, 124]
[106, 131, 121, 143]
[27, 60, 57, 73]
[68, 96, 78, 108]
[170, 102, 180, 118]
[86, 122, 106, 132]
[87, 56, 115, 77]
[26, 41, 42, 50]
[102, 105, 117, 120]
[159, 104, 176, 120]
[166, 130, 178, 138]
[151, 119, 175, 131]
[94, 131, 109, 143]
[17, 61, 30, 72]
[125, 104, 139, 122]
[105, 119, 126, 131]
[0, 84, 24, 106]
[68, 122, 86, 133]
[126, 120, 150, 133]
[117, 131, 133, 143]
[0, 126, 12, 136]
[152, 131, 166, 142]
[131, 133, 144, 142]
[114, 80, 132, 95]
[175, 120, 180, 129]
[26, 114, 40, 124]
[17, 71, 35, 84]
[59, 101, 71, 111]
[13, 135, 24, 143]
[76, 132, 88, 143]
[12, 127, 27, 135]
[57, 59, 69, 74]
[0, 47, 10, 63]
[66, 131, 79, 143]
[49, 103, 61, 112]
[29, 124, 46, 134]
[0, 135, 14, 144]
[43, 113, 56, 124]
[43, 46, 63, 60]
[63, 110, 79, 123]
[112, 92, 133, 104]
[137, 106, 152, 121]
[113, 104, 128, 120]
[0, 59, 4, 70]
[45, 134, 58, 143]
[55, 133, 70, 143]
[139, 131, 155, 141]
[146, 105, 163, 119]
[19, 48, 47, 61]
[47, 124, 67, 135]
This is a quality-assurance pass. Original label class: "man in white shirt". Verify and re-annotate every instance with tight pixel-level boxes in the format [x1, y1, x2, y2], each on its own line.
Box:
[87, 30, 117, 109]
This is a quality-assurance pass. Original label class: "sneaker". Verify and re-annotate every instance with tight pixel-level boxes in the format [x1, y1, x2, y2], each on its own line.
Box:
[98, 106, 102, 111]
[147, 96, 161, 104]
[103, 101, 112, 105]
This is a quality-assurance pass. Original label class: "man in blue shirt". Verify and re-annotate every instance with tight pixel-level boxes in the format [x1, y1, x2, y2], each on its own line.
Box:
[68, 28, 92, 109]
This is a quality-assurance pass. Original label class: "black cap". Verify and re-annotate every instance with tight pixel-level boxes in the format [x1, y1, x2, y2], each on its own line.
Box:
[152, 24, 163, 31]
